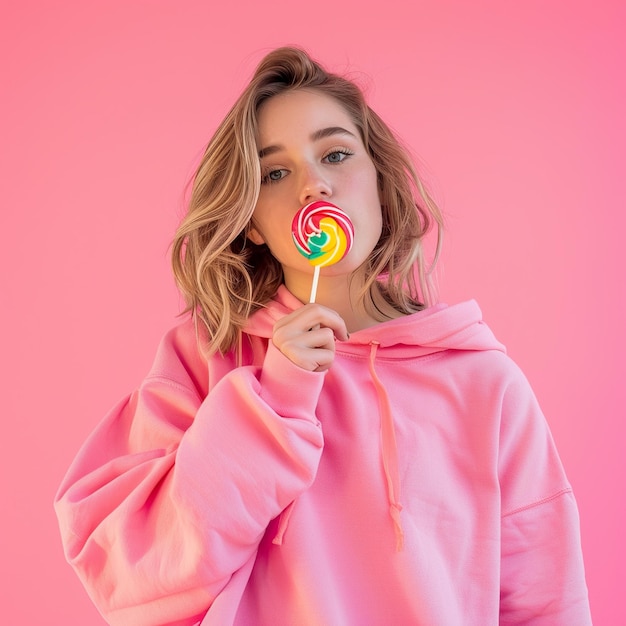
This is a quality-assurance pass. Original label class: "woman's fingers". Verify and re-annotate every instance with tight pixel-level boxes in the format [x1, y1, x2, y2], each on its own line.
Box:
[272, 304, 349, 372]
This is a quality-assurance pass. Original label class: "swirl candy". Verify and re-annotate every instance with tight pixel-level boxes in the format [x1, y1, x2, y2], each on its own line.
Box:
[292, 201, 354, 266]
[291, 201, 355, 302]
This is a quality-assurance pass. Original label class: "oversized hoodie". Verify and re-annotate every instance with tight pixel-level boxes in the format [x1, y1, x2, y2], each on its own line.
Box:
[55, 286, 591, 625]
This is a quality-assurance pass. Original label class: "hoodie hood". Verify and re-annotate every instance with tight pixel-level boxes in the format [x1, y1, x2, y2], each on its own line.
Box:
[244, 285, 506, 357]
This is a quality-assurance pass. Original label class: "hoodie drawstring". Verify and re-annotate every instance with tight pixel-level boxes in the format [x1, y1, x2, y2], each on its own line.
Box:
[273, 342, 404, 550]
[368, 341, 404, 551]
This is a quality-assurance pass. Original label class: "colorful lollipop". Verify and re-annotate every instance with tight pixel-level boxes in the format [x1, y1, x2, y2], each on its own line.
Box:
[291, 200, 355, 302]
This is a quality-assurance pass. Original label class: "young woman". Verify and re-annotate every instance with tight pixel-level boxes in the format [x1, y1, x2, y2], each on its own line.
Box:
[55, 47, 591, 625]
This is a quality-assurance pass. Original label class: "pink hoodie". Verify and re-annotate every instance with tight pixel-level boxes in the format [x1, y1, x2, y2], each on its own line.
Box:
[55, 286, 591, 625]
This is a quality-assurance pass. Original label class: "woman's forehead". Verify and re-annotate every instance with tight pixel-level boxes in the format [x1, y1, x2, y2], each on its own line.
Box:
[256, 89, 359, 147]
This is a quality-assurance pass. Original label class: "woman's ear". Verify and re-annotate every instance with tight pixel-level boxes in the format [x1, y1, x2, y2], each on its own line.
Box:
[247, 227, 265, 245]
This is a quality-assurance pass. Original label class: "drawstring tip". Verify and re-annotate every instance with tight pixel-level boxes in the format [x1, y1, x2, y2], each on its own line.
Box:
[390, 503, 404, 552]
[395, 531, 405, 552]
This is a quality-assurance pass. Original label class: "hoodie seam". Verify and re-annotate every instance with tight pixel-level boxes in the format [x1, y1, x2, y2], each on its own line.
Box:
[335, 349, 450, 364]
[141, 373, 204, 402]
[501, 487, 572, 518]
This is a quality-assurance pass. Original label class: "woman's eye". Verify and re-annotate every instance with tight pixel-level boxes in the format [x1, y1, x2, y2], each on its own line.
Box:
[261, 168, 287, 184]
[323, 149, 352, 163]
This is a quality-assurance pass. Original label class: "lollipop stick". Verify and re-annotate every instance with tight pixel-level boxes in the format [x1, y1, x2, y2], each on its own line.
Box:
[309, 266, 320, 303]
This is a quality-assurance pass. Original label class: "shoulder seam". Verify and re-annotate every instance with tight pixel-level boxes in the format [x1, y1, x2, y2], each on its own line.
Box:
[141, 374, 203, 401]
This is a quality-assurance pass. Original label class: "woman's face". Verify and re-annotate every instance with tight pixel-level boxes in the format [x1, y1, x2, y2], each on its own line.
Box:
[249, 88, 382, 297]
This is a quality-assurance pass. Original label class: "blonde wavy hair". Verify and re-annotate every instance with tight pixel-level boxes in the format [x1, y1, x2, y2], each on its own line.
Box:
[172, 46, 443, 355]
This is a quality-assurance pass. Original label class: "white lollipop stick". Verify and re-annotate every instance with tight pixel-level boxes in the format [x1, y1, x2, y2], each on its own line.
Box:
[309, 266, 321, 303]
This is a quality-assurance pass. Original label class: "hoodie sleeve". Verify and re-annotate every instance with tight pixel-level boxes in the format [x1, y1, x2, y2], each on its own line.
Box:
[54, 326, 325, 626]
[497, 362, 592, 624]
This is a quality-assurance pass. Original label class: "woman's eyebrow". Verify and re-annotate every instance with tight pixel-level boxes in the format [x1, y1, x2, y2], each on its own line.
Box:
[310, 126, 357, 142]
[258, 126, 357, 159]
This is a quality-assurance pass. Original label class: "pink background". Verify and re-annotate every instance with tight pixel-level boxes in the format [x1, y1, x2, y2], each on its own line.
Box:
[2, 1, 624, 623]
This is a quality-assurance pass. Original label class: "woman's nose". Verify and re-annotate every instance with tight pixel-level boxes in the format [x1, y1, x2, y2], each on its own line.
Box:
[298, 165, 332, 206]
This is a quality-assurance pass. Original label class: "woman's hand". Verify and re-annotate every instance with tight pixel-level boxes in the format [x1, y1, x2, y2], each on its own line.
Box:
[272, 304, 349, 372]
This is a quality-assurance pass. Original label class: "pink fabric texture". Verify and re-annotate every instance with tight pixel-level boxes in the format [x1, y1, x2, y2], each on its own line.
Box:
[55, 286, 591, 625]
